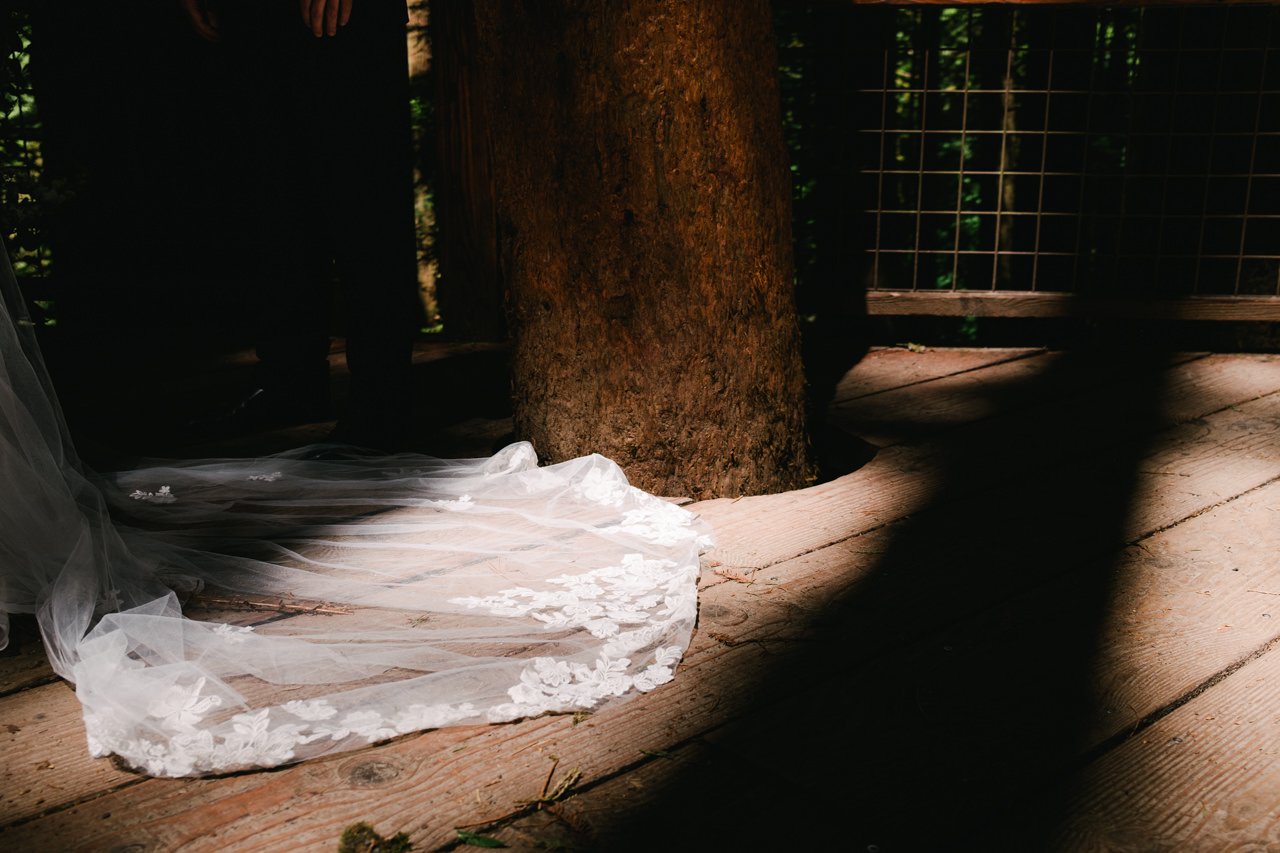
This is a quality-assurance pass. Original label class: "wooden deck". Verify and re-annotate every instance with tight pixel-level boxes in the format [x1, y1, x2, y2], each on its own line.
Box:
[3, 346, 1279, 850]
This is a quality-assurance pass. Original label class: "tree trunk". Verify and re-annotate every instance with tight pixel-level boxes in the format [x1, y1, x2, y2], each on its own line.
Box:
[431, 1, 506, 341]
[472, 0, 813, 499]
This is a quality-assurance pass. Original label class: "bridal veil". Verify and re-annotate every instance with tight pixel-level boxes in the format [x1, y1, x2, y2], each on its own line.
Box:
[0, 242, 708, 777]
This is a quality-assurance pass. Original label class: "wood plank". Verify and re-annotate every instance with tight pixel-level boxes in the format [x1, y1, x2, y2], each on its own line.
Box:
[4, 354, 1276, 848]
[504, 466, 1280, 849]
[0, 624, 819, 851]
[7, 368, 1279, 849]
[706, 353, 1278, 571]
[1034, 643, 1280, 851]
[866, 291, 1280, 321]
[494, 735, 845, 850]
[687, 462, 1280, 847]
[706, 389, 1280, 651]
[0, 640, 56, 696]
[831, 346, 1040, 404]
[831, 348, 1067, 445]
[831, 350, 1208, 448]
[0, 681, 139, 827]
[0, 608, 280, 826]
[1088, 482, 1280, 747]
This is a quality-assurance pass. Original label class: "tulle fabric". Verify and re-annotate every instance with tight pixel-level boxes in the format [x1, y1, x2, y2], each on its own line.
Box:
[0, 245, 708, 777]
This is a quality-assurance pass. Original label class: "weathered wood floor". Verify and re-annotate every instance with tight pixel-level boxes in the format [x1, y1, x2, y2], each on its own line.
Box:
[3, 346, 1279, 851]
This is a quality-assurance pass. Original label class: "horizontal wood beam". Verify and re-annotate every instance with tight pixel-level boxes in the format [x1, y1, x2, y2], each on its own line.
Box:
[866, 290, 1280, 320]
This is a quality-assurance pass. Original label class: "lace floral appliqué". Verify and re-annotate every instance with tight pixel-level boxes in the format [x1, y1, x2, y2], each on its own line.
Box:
[129, 485, 176, 504]
[451, 551, 698, 722]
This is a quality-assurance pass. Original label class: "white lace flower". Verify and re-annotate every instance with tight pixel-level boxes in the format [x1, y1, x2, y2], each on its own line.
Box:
[653, 645, 682, 667]
[431, 495, 474, 510]
[129, 485, 176, 504]
[583, 618, 620, 638]
[531, 657, 575, 686]
[212, 623, 254, 643]
[486, 702, 524, 723]
[632, 663, 675, 692]
[573, 467, 630, 507]
[217, 710, 307, 768]
[575, 656, 633, 698]
[247, 472, 283, 482]
[392, 702, 477, 733]
[147, 677, 222, 734]
[339, 710, 399, 742]
[281, 699, 338, 721]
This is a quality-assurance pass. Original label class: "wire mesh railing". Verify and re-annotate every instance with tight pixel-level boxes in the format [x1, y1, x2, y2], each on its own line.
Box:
[851, 1, 1280, 319]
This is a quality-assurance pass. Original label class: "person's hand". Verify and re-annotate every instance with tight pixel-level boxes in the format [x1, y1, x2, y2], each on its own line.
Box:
[300, 0, 353, 37]
[179, 0, 220, 42]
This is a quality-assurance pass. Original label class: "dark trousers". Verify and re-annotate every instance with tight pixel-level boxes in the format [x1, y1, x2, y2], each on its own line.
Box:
[223, 1, 418, 411]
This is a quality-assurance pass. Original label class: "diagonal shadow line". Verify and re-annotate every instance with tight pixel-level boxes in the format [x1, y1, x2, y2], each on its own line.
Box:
[582, 339, 1175, 851]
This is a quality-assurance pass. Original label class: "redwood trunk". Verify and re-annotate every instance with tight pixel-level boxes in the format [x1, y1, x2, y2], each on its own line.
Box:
[473, 0, 813, 499]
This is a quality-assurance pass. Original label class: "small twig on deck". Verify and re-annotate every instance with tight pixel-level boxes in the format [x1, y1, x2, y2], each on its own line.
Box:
[188, 595, 353, 616]
[455, 757, 583, 834]
[713, 568, 757, 585]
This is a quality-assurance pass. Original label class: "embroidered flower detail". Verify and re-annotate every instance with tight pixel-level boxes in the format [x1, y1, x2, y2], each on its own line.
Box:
[281, 699, 338, 721]
[247, 472, 283, 482]
[632, 663, 675, 692]
[147, 676, 222, 734]
[129, 485, 176, 504]
[504, 654, 637, 715]
[219, 710, 307, 768]
[652, 645, 682, 667]
[392, 702, 478, 734]
[573, 466, 630, 507]
[429, 495, 474, 510]
[212, 623, 254, 643]
[451, 554, 695, 636]
[600, 501, 707, 547]
[337, 710, 399, 743]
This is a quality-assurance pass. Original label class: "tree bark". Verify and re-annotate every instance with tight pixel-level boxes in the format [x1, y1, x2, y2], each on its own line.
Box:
[472, 0, 813, 499]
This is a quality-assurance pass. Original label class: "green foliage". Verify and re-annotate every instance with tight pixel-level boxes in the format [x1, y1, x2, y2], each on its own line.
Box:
[338, 821, 413, 853]
[0, 1, 59, 329]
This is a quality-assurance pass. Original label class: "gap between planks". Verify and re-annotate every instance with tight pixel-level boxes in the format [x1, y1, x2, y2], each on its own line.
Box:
[5, 356, 1274, 845]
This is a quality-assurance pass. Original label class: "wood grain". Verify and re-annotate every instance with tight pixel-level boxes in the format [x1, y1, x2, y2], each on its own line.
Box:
[4, 353, 1279, 850]
[705, 353, 1279, 572]
[0, 642, 56, 696]
[0, 681, 138, 826]
[831, 346, 1041, 404]
[1042, 642, 1280, 851]
[866, 291, 1280, 321]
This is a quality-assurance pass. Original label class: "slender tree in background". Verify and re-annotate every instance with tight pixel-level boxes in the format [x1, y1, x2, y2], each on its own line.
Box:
[465, 0, 813, 498]
[430, 0, 505, 341]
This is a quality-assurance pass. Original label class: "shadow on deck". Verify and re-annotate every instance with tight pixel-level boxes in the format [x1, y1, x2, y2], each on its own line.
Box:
[2, 343, 1279, 851]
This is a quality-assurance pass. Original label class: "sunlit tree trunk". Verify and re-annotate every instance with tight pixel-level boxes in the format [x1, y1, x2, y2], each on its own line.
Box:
[472, 0, 813, 498]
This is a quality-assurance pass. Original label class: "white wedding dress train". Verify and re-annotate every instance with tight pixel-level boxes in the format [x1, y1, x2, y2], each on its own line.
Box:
[0, 245, 708, 777]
